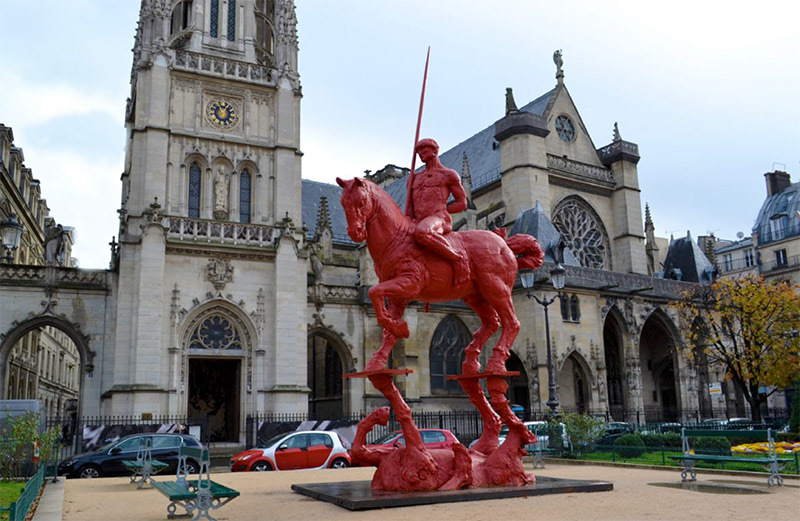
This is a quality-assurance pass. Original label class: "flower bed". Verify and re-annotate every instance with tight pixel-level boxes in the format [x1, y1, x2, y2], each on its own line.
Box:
[731, 441, 800, 454]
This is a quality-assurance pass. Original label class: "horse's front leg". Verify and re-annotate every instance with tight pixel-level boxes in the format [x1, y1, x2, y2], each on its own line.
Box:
[365, 298, 409, 371]
[368, 275, 420, 339]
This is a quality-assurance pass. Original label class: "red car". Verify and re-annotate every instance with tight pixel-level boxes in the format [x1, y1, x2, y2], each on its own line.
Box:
[367, 429, 459, 449]
[230, 430, 351, 472]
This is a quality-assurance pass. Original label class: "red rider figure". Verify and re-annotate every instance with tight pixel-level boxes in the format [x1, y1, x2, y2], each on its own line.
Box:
[405, 138, 470, 285]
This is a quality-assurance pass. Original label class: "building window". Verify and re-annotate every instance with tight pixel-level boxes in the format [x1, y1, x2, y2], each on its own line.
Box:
[723, 254, 733, 272]
[769, 218, 785, 241]
[744, 249, 755, 268]
[560, 294, 580, 322]
[775, 249, 788, 267]
[188, 162, 201, 218]
[555, 115, 576, 142]
[227, 0, 236, 41]
[552, 196, 611, 270]
[171, 0, 193, 35]
[210, 0, 219, 37]
[429, 315, 470, 393]
[254, 0, 274, 64]
[560, 295, 569, 321]
[189, 314, 242, 350]
[239, 169, 251, 223]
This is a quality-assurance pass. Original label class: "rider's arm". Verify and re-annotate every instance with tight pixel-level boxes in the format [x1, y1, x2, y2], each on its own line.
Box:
[445, 171, 468, 214]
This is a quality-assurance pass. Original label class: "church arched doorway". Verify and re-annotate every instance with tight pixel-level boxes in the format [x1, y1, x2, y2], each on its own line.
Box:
[639, 311, 681, 422]
[183, 305, 252, 443]
[559, 352, 591, 414]
[603, 309, 628, 420]
[307, 331, 350, 418]
[505, 351, 530, 415]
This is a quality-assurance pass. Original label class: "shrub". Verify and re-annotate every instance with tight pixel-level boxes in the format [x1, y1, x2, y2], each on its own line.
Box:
[777, 432, 800, 443]
[0, 412, 60, 480]
[641, 433, 664, 450]
[560, 413, 604, 454]
[614, 433, 646, 458]
[790, 377, 800, 434]
[662, 432, 682, 449]
[693, 436, 731, 456]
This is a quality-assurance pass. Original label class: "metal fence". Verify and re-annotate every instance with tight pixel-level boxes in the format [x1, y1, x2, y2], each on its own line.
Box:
[7, 464, 45, 521]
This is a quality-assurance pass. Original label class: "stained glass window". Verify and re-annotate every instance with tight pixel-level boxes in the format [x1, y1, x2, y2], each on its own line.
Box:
[188, 162, 201, 218]
[239, 169, 251, 223]
[552, 197, 610, 270]
[555, 115, 575, 142]
[227, 1, 236, 41]
[210, 0, 219, 37]
[189, 315, 242, 350]
[430, 316, 470, 393]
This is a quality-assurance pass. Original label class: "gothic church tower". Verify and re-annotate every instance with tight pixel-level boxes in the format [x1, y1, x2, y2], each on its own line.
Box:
[109, 0, 306, 441]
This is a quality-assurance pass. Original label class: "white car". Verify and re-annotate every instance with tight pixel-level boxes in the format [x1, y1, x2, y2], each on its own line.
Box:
[229, 430, 351, 472]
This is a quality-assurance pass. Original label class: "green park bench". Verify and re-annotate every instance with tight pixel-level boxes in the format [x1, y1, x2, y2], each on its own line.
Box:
[151, 444, 239, 521]
[121, 436, 169, 489]
[668, 428, 793, 487]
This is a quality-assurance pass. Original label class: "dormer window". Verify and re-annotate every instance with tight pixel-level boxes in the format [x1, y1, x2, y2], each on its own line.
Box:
[254, 0, 275, 65]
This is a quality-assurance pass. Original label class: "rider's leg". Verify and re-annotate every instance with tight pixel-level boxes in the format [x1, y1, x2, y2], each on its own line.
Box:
[413, 218, 470, 285]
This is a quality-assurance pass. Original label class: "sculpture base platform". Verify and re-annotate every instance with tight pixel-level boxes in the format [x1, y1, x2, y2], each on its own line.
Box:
[343, 369, 413, 379]
[447, 371, 520, 380]
[291, 476, 613, 511]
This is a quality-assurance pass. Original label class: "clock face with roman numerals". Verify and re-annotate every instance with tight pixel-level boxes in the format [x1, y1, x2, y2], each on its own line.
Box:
[206, 100, 239, 129]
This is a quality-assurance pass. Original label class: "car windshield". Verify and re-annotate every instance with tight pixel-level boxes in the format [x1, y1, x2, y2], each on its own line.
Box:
[371, 431, 400, 445]
[259, 433, 290, 449]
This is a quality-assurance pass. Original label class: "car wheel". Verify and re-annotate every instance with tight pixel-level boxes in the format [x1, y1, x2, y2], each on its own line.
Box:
[252, 461, 272, 472]
[184, 461, 199, 475]
[79, 465, 102, 479]
[330, 458, 349, 469]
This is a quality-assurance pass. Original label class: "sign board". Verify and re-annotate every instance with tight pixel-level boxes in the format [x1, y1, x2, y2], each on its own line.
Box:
[708, 382, 722, 395]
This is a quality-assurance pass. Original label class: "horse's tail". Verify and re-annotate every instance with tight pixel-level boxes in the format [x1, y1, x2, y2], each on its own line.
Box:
[498, 231, 545, 271]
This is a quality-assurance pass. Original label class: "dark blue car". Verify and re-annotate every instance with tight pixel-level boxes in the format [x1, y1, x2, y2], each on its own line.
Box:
[58, 433, 201, 478]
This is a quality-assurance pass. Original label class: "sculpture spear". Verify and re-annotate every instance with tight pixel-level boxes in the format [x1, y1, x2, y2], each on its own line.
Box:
[404, 46, 431, 218]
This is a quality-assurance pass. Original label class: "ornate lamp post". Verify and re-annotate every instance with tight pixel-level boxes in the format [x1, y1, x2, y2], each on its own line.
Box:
[521, 263, 566, 415]
[1, 213, 24, 263]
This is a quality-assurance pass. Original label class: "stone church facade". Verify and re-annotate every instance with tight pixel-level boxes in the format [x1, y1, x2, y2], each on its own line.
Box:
[2, 0, 745, 445]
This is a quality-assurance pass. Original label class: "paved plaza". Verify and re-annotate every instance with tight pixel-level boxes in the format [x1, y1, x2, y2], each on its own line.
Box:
[32, 462, 800, 521]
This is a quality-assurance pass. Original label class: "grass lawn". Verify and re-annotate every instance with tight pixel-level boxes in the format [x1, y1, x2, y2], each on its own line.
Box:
[0, 481, 26, 521]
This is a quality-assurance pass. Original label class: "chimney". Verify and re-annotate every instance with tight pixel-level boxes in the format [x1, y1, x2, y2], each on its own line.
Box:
[764, 170, 791, 197]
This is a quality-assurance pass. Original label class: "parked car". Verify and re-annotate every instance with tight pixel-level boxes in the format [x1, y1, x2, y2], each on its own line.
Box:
[470, 421, 569, 452]
[598, 421, 635, 445]
[230, 430, 351, 472]
[367, 429, 458, 450]
[58, 433, 201, 479]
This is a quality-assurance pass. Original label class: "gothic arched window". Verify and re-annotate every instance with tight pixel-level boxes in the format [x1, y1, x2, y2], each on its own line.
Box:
[227, 1, 236, 41]
[210, 0, 219, 37]
[188, 162, 201, 218]
[189, 314, 242, 350]
[429, 315, 471, 393]
[239, 169, 251, 223]
[570, 295, 581, 322]
[254, 0, 274, 64]
[171, 0, 193, 35]
[552, 196, 611, 270]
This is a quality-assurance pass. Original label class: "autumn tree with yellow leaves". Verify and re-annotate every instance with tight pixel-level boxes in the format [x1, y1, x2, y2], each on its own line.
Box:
[679, 275, 800, 422]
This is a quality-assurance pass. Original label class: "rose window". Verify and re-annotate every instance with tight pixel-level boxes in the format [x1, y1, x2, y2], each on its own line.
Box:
[552, 198, 610, 269]
[189, 315, 242, 350]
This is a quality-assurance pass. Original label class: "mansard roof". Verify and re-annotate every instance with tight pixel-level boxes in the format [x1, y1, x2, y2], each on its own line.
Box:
[661, 232, 716, 283]
[753, 180, 800, 245]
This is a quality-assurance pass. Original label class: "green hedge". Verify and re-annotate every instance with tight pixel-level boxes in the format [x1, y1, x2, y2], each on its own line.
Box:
[615, 433, 646, 458]
[693, 436, 731, 456]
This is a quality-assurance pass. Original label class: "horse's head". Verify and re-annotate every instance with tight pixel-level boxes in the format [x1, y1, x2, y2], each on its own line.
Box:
[336, 177, 374, 242]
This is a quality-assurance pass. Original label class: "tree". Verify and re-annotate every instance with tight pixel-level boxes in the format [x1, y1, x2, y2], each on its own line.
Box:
[561, 413, 604, 454]
[0, 412, 60, 480]
[678, 275, 800, 422]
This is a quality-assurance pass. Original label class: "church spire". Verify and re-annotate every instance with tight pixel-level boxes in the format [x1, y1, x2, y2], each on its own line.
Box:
[315, 196, 332, 240]
[645, 203, 659, 276]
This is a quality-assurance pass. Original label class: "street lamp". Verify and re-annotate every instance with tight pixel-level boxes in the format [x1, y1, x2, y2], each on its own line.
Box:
[521, 263, 566, 415]
[1, 213, 24, 263]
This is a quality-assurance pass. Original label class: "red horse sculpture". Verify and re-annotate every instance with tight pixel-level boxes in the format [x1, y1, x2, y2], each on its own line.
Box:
[336, 176, 544, 375]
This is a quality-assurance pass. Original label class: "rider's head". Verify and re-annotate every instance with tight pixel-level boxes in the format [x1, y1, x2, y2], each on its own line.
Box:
[415, 138, 439, 155]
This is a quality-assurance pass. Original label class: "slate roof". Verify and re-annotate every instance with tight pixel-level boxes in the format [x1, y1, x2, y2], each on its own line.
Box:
[661, 232, 716, 283]
[509, 202, 580, 265]
[752, 180, 800, 245]
[301, 179, 354, 245]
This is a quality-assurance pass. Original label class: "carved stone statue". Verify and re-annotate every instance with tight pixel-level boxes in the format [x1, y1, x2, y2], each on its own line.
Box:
[213, 168, 229, 220]
[44, 223, 66, 267]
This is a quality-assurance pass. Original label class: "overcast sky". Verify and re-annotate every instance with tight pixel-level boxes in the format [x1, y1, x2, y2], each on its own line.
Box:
[1, 1, 798, 269]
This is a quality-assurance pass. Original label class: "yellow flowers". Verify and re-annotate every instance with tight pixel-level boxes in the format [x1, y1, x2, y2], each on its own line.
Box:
[731, 442, 800, 454]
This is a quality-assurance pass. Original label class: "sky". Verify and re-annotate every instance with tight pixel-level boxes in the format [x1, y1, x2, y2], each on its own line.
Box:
[1, 1, 798, 269]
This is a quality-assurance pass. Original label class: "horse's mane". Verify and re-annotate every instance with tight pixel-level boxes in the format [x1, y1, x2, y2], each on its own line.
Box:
[362, 179, 411, 232]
